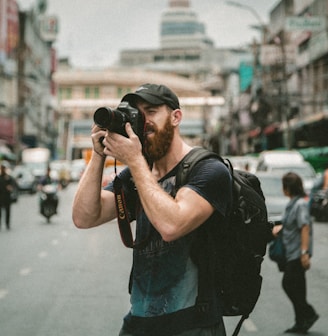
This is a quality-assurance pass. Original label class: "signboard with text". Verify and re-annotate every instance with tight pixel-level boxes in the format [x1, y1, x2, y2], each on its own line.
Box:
[39, 15, 58, 42]
[0, 0, 19, 64]
[285, 16, 326, 32]
[0, 116, 15, 145]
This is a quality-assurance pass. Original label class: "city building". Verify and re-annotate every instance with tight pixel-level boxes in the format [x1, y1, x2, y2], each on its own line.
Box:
[230, 0, 328, 154]
[3, 0, 328, 163]
[53, 61, 223, 160]
[0, 0, 20, 159]
[53, 0, 243, 160]
[0, 0, 58, 160]
[119, 0, 251, 88]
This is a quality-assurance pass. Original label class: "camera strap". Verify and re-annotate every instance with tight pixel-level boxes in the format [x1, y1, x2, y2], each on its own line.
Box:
[113, 175, 135, 248]
[113, 174, 150, 249]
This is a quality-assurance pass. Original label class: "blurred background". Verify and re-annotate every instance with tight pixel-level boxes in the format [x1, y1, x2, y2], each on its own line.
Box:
[1, 1, 328, 335]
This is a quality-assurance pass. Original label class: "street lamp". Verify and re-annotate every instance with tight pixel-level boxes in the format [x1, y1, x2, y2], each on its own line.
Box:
[225, 0, 269, 76]
[225, 1, 267, 33]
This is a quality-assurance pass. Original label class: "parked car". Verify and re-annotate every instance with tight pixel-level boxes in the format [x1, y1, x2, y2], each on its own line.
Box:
[70, 159, 86, 182]
[256, 150, 305, 170]
[50, 160, 71, 187]
[259, 162, 316, 196]
[257, 172, 289, 224]
[12, 165, 38, 194]
[256, 150, 317, 195]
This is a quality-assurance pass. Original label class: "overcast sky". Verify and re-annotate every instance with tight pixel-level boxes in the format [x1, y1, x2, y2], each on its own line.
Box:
[18, 0, 279, 68]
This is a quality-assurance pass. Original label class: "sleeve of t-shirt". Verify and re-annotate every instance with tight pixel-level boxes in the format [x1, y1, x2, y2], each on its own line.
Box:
[104, 167, 130, 193]
[296, 198, 311, 228]
[182, 158, 232, 218]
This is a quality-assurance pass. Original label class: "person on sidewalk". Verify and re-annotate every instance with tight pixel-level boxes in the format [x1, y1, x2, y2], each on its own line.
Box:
[273, 172, 319, 334]
[0, 161, 17, 230]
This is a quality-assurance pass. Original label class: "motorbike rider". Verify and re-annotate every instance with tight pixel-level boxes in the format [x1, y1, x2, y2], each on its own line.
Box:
[38, 166, 59, 214]
[309, 163, 328, 220]
[38, 166, 53, 187]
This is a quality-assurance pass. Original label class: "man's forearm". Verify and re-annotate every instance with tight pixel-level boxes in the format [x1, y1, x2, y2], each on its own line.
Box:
[72, 151, 106, 228]
[301, 224, 310, 252]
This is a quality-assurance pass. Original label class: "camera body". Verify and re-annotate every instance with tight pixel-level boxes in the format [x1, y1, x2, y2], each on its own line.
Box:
[93, 101, 145, 142]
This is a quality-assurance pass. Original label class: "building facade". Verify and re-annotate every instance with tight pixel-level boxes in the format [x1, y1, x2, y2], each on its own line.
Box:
[4, 0, 328, 162]
[119, 0, 251, 88]
[230, 0, 328, 154]
[53, 62, 224, 160]
[0, 0, 57, 160]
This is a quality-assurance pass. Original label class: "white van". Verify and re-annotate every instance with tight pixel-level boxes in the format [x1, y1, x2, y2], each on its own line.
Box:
[256, 150, 316, 194]
[257, 150, 304, 170]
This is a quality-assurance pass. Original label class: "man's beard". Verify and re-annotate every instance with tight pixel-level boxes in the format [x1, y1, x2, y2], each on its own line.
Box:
[144, 115, 174, 162]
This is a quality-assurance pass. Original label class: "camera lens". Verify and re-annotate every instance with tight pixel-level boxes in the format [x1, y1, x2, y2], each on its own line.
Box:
[93, 107, 113, 129]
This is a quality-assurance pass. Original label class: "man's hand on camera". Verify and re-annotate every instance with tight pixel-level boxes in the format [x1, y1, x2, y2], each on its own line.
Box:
[103, 123, 142, 165]
[91, 124, 107, 158]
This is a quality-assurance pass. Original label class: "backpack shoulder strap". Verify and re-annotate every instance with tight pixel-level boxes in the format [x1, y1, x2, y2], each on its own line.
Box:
[175, 147, 224, 190]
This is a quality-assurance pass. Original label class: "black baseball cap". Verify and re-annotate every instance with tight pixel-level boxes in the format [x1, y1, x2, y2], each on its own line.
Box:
[122, 83, 180, 110]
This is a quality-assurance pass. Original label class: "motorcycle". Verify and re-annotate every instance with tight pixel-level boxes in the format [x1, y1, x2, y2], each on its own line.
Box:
[310, 189, 328, 222]
[39, 184, 59, 223]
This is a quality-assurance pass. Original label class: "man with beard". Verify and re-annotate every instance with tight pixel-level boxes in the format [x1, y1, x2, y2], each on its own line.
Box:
[72, 84, 232, 336]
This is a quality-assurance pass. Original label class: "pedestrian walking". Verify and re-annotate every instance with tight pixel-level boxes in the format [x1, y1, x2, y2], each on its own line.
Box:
[273, 172, 319, 333]
[0, 161, 16, 230]
[72, 83, 232, 336]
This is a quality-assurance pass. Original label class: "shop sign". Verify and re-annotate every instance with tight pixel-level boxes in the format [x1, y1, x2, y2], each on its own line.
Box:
[0, 116, 15, 144]
[285, 16, 326, 32]
[39, 15, 58, 42]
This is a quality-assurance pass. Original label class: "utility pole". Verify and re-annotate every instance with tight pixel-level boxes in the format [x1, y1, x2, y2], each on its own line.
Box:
[226, 0, 292, 150]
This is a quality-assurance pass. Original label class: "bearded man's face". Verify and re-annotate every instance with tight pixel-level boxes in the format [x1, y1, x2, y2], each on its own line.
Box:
[144, 113, 174, 162]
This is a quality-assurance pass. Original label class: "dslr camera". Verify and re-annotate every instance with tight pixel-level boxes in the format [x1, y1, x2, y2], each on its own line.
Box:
[93, 101, 145, 143]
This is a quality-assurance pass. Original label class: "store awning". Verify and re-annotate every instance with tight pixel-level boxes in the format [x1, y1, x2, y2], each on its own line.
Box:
[289, 112, 328, 130]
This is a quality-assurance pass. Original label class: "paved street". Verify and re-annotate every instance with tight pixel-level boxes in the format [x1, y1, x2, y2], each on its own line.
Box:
[0, 183, 327, 336]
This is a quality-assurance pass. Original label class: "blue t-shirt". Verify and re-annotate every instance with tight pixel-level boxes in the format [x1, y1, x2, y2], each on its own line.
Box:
[105, 156, 232, 334]
[282, 196, 313, 261]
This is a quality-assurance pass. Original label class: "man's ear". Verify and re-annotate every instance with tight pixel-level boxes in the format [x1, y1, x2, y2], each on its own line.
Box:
[171, 109, 182, 126]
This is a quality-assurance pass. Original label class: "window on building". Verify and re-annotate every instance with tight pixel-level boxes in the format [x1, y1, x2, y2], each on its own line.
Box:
[59, 87, 72, 100]
[117, 87, 123, 98]
[185, 54, 200, 61]
[154, 55, 165, 62]
[117, 87, 132, 97]
[84, 87, 100, 99]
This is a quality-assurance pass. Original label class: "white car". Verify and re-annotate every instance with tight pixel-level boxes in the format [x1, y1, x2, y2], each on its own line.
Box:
[265, 162, 317, 195]
[256, 150, 304, 171]
[256, 172, 289, 224]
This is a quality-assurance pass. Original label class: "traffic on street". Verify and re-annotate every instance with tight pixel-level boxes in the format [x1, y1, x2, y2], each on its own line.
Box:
[0, 180, 327, 336]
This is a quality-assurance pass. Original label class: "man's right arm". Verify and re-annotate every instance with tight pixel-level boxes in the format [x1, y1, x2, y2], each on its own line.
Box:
[72, 149, 117, 229]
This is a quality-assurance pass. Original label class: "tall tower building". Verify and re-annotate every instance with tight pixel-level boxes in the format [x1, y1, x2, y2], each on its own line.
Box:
[160, 0, 213, 49]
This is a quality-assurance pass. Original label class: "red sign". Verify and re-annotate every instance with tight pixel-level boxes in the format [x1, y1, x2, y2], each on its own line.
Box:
[0, 116, 15, 145]
[0, 0, 19, 62]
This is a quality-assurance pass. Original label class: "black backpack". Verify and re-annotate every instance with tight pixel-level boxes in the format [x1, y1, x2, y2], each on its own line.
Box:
[175, 147, 272, 336]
